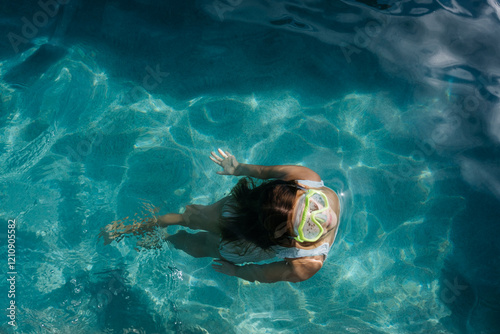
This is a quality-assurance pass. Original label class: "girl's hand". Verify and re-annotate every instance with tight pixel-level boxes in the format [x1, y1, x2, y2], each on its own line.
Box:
[212, 259, 237, 276]
[210, 148, 240, 175]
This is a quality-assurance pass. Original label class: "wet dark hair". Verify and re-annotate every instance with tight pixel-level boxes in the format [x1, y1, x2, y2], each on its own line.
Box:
[219, 177, 299, 253]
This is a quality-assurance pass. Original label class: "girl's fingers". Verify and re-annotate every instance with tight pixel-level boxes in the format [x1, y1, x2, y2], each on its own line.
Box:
[210, 149, 231, 161]
[209, 156, 220, 164]
[210, 153, 223, 163]
[218, 148, 228, 158]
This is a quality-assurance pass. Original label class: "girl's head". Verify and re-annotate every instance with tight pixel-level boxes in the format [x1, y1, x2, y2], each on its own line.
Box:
[221, 177, 335, 251]
[258, 180, 300, 244]
[220, 178, 300, 250]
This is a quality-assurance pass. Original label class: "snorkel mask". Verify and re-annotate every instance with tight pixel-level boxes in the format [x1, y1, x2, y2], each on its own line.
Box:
[293, 189, 330, 243]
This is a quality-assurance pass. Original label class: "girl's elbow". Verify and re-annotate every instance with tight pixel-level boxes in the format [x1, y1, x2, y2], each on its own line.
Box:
[289, 271, 316, 282]
[289, 262, 322, 282]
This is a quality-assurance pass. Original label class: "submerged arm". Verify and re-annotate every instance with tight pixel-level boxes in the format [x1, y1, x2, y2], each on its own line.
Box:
[235, 164, 321, 182]
[210, 148, 321, 181]
[212, 257, 323, 283]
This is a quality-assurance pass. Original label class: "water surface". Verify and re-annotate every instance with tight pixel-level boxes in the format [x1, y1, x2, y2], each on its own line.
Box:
[1, 0, 499, 333]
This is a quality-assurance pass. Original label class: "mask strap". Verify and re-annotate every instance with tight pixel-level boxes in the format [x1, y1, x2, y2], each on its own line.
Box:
[292, 184, 307, 191]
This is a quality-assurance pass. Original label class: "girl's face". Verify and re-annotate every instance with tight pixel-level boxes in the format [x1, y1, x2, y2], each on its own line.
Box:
[290, 189, 337, 241]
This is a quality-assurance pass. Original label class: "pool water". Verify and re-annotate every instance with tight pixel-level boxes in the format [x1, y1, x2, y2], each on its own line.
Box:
[1, 0, 500, 333]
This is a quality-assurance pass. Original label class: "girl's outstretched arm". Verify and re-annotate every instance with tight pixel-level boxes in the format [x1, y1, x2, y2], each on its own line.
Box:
[212, 257, 323, 283]
[210, 148, 321, 181]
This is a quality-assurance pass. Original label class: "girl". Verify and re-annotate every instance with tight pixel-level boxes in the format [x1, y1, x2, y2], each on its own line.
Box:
[101, 149, 340, 283]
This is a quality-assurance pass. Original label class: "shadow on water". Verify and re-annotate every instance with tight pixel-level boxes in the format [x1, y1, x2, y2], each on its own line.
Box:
[3, 44, 67, 87]
[440, 189, 500, 333]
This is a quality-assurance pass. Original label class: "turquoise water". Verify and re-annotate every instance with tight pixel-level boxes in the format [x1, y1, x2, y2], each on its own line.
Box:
[1, 0, 500, 333]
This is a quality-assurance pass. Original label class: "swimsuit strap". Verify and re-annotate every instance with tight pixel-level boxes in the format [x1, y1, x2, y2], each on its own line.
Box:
[296, 179, 325, 188]
[273, 243, 331, 259]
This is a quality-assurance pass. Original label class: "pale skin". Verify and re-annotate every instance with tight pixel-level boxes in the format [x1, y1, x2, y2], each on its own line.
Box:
[101, 148, 340, 283]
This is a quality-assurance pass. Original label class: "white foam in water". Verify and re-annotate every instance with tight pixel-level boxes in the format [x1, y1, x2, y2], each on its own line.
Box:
[35, 263, 66, 294]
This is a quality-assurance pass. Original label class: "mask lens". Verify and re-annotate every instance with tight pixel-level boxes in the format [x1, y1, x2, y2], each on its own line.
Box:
[314, 212, 328, 223]
[310, 193, 327, 208]
[302, 215, 321, 240]
[294, 190, 330, 242]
